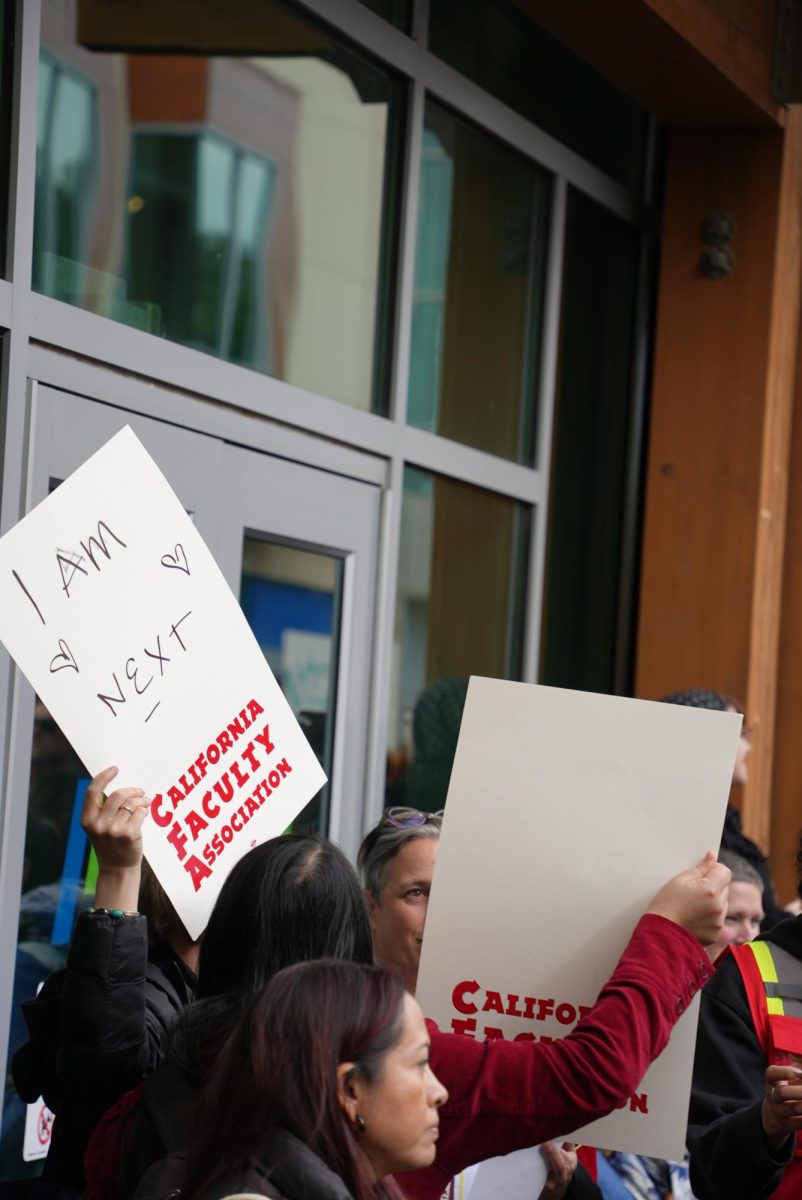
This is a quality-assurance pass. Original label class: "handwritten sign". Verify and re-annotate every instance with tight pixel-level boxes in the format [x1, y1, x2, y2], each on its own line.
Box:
[416, 678, 741, 1161]
[0, 427, 326, 938]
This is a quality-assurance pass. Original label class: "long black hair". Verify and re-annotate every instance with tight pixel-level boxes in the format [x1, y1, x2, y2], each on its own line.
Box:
[184, 961, 407, 1200]
[198, 833, 373, 998]
[119, 836, 375, 1198]
[171, 834, 374, 1076]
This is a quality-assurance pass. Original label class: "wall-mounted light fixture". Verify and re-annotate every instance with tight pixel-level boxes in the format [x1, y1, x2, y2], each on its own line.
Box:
[700, 212, 736, 279]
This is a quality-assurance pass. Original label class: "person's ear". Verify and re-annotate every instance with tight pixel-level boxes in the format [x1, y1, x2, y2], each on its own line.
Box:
[336, 1062, 367, 1129]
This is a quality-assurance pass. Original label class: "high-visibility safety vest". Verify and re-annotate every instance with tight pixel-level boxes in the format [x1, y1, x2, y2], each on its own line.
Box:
[732, 939, 802, 1199]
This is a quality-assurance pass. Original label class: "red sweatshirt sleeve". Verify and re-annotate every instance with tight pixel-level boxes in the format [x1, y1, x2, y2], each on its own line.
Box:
[398, 915, 712, 1200]
[83, 1084, 143, 1200]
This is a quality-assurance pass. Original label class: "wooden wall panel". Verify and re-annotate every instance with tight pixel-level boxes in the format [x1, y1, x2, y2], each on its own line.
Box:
[772, 256, 802, 904]
[513, 0, 781, 125]
[744, 107, 802, 854]
[637, 127, 780, 702]
[637, 111, 802, 860]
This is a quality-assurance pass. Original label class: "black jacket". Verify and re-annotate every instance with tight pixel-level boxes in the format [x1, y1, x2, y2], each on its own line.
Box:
[687, 915, 802, 1199]
[194, 1127, 356, 1200]
[12, 911, 195, 1191]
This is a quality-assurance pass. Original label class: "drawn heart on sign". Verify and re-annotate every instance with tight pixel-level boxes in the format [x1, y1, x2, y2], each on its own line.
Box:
[50, 640, 78, 674]
[161, 544, 190, 575]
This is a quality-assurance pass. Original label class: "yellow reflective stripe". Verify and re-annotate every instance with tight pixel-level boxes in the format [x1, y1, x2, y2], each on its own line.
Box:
[748, 941, 785, 1016]
[749, 940, 779, 982]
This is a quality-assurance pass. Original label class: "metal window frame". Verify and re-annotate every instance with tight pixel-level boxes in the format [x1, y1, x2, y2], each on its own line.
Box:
[0, 0, 661, 1123]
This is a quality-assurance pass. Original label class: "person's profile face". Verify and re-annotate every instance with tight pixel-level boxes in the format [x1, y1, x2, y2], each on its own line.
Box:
[366, 837, 438, 994]
[348, 993, 447, 1179]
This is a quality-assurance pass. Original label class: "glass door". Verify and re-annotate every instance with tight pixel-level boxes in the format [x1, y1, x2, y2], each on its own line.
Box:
[214, 440, 381, 855]
[0, 385, 380, 1179]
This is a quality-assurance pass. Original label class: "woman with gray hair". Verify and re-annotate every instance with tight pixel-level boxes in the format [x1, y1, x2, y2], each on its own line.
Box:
[358, 807, 443, 994]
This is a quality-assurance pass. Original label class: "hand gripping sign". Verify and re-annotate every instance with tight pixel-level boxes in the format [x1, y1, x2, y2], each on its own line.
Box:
[0, 426, 326, 938]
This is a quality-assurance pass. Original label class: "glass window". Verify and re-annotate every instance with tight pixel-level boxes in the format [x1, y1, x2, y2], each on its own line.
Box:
[126, 131, 278, 356]
[35, 0, 404, 413]
[0, 0, 14, 273]
[0, 702, 90, 1181]
[407, 103, 549, 464]
[385, 467, 530, 810]
[356, 0, 412, 30]
[240, 538, 342, 835]
[33, 55, 97, 302]
[539, 189, 640, 694]
[429, 0, 648, 192]
[0, 533, 345, 1180]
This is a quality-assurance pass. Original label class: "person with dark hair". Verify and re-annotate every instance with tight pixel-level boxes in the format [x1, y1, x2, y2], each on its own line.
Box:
[12, 766, 197, 1197]
[84, 802, 729, 1200]
[687, 833, 802, 1200]
[407, 677, 468, 810]
[396, 678, 468, 813]
[193, 833, 373, 1006]
[182, 960, 448, 1200]
[85, 831, 375, 1200]
[660, 688, 788, 927]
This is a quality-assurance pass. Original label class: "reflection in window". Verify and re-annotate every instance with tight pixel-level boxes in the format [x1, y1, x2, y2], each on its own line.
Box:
[356, 0, 411, 30]
[407, 104, 548, 464]
[429, 0, 648, 192]
[36, 0, 404, 412]
[240, 539, 342, 835]
[407, 129, 452, 434]
[0, 702, 89, 1183]
[540, 190, 640, 694]
[385, 468, 530, 810]
[0, 0, 16, 272]
[128, 132, 276, 367]
[33, 55, 97, 300]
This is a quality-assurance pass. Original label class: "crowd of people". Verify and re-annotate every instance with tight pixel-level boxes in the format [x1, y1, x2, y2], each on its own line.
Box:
[5, 685, 802, 1200]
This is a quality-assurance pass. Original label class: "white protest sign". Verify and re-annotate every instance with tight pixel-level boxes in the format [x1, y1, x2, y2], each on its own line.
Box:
[0, 426, 326, 938]
[457, 1146, 548, 1200]
[416, 678, 741, 1161]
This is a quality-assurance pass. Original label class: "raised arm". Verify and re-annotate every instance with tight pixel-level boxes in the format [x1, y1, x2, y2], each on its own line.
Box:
[400, 855, 730, 1200]
[83, 764, 149, 911]
[48, 768, 161, 1188]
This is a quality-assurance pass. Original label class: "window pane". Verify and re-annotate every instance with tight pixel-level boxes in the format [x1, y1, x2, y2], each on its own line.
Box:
[0, 704, 89, 1181]
[0, 0, 13, 272]
[356, 0, 411, 30]
[429, 0, 648, 192]
[35, 0, 404, 413]
[240, 538, 342, 835]
[386, 468, 530, 810]
[408, 103, 549, 464]
[33, 57, 97, 302]
[539, 190, 640, 693]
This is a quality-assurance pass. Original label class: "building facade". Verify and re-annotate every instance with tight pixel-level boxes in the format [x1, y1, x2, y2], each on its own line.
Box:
[0, 0, 800, 1175]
